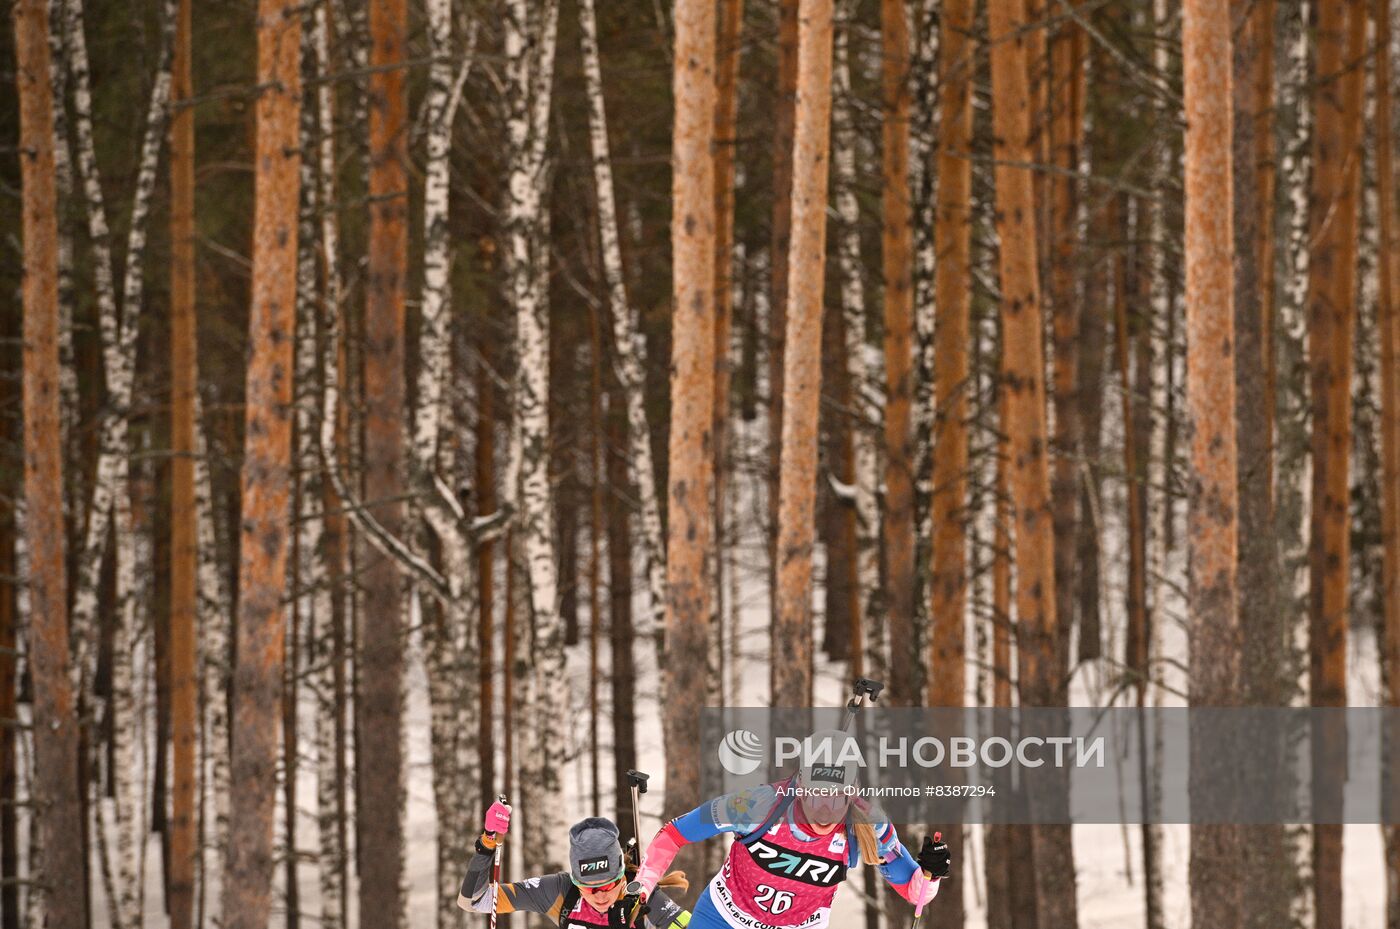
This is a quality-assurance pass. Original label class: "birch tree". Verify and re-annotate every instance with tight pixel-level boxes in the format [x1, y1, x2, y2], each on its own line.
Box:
[416, 0, 480, 920]
[15, 0, 86, 923]
[223, 1, 301, 926]
[60, 0, 178, 918]
[312, 8, 347, 922]
[1379, 0, 1400, 917]
[168, 0, 198, 923]
[501, 0, 565, 865]
[576, 0, 668, 659]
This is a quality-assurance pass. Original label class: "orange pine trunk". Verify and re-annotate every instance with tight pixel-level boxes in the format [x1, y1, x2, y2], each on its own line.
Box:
[224, 0, 302, 925]
[1308, 6, 1363, 928]
[988, 0, 1077, 923]
[773, 0, 835, 707]
[929, 0, 973, 712]
[769, 0, 798, 574]
[664, 0, 717, 835]
[1182, 0, 1242, 927]
[882, 0, 916, 707]
[15, 0, 86, 923]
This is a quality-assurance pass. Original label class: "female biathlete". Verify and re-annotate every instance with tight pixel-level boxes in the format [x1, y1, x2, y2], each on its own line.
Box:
[458, 800, 693, 927]
[627, 733, 951, 929]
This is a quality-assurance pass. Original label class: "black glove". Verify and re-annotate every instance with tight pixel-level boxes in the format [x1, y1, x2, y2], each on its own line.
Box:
[918, 834, 951, 879]
[609, 894, 649, 928]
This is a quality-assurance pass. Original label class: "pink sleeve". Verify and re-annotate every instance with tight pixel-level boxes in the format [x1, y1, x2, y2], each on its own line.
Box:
[635, 823, 690, 894]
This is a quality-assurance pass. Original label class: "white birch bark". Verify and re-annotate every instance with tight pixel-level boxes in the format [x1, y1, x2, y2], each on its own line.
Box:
[47, 0, 78, 462]
[576, 0, 669, 661]
[62, 0, 177, 921]
[311, 7, 346, 927]
[415, 1, 481, 923]
[1277, 0, 1312, 602]
[195, 393, 231, 923]
[502, 0, 567, 867]
[910, 0, 938, 619]
[832, 8, 884, 673]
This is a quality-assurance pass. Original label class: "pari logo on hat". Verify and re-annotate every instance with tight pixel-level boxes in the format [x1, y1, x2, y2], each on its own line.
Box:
[578, 856, 612, 876]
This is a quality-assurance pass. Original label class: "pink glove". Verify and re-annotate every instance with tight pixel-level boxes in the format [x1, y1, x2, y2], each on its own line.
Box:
[484, 800, 512, 836]
[906, 869, 940, 907]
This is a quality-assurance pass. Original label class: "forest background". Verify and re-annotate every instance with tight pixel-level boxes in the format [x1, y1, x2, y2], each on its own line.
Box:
[3, 0, 1394, 927]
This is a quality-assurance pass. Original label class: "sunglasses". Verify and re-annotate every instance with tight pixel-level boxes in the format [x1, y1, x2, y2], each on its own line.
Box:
[574, 875, 624, 893]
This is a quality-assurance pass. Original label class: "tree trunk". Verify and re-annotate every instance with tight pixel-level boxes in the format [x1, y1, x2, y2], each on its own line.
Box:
[1049, 12, 1086, 662]
[1182, 2, 1242, 929]
[503, 0, 565, 871]
[714, 0, 744, 685]
[1308, 6, 1362, 928]
[576, 0, 668, 664]
[820, 292, 857, 663]
[770, 0, 799, 583]
[589, 309, 605, 811]
[664, 0, 716, 904]
[1234, 0, 1290, 924]
[831, 4, 882, 679]
[15, 0, 86, 921]
[1116, 215, 1148, 690]
[773, 0, 834, 707]
[986, 378, 1014, 929]
[607, 380, 639, 829]
[63, 1, 177, 915]
[0, 299, 18, 929]
[311, 5, 348, 923]
[223, 2, 301, 926]
[360, 0, 408, 920]
[477, 329, 497, 811]
[882, 0, 917, 707]
[1379, 0, 1400, 920]
[928, 0, 972, 919]
[415, 1, 480, 921]
[987, 0, 1077, 925]
[168, 0, 197, 922]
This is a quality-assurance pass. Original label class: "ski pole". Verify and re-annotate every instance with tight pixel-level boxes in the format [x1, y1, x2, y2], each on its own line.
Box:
[489, 793, 508, 929]
[626, 769, 650, 857]
[911, 831, 942, 927]
[842, 678, 884, 732]
[623, 770, 651, 922]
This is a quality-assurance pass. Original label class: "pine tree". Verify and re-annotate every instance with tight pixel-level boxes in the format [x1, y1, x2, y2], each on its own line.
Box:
[773, 0, 836, 707]
[664, 0, 717, 888]
[223, 1, 302, 926]
[1182, 0, 1243, 927]
[15, 0, 86, 922]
